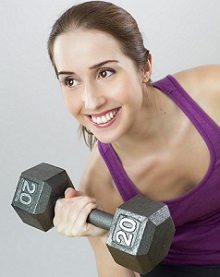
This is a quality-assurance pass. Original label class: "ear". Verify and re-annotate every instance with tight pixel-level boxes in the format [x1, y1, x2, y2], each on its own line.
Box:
[141, 52, 152, 83]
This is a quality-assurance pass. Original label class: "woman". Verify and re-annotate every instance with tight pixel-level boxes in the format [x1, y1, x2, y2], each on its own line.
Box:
[48, 1, 220, 276]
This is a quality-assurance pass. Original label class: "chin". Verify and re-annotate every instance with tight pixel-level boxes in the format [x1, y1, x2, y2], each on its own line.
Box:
[95, 133, 120, 144]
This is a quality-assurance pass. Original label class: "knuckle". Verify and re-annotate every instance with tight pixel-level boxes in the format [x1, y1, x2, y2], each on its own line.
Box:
[55, 198, 63, 206]
[82, 195, 96, 205]
[64, 230, 71, 237]
[56, 226, 64, 235]
[53, 217, 57, 227]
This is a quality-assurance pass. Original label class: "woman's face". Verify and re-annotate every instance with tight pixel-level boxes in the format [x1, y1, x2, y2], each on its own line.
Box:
[53, 29, 149, 143]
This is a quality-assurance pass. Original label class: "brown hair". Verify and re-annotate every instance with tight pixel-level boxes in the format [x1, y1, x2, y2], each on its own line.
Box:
[48, 1, 149, 149]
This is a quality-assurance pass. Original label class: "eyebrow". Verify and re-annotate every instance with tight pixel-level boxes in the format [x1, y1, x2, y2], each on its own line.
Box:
[57, 60, 119, 76]
[89, 59, 119, 70]
[57, 71, 74, 76]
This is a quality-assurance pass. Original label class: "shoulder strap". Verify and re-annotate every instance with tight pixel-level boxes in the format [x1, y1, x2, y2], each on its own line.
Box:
[98, 141, 139, 201]
[153, 75, 220, 144]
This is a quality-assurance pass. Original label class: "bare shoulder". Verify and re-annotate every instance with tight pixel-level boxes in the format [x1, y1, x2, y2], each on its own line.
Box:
[173, 64, 220, 89]
[78, 141, 123, 213]
[173, 64, 220, 125]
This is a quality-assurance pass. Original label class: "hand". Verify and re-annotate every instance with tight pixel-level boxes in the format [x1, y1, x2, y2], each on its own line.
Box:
[53, 188, 106, 237]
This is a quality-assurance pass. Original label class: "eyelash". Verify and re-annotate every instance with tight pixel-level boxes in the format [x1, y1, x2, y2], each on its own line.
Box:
[62, 77, 78, 88]
[97, 68, 116, 79]
[61, 68, 116, 88]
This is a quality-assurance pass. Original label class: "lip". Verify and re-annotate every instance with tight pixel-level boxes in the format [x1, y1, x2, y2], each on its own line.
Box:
[86, 107, 121, 128]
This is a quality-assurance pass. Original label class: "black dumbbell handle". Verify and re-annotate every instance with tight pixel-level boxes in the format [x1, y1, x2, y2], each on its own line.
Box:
[87, 209, 113, 230]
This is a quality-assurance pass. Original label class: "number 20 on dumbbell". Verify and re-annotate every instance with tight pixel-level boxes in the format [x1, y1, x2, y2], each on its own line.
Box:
[114, 216, 137, 247]
[16, 178, 38, 207]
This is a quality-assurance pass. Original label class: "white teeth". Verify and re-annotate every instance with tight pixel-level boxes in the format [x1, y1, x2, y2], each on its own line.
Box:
[106, 114, 111, 121]
[91, 116, 97, 123]
[97, 117, 102, 124]
[101, 115, 107, 123]
[91, 110, 117, 125]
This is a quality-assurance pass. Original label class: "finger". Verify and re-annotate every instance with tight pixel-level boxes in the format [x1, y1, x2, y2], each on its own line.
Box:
[54, 189, 77, 227]
[58, 196, 97, 236]
[66, 195, 96, 225]
[56, 199, 74, 234]
[66, 201, 98, 237]
[53, 198, 64, 227]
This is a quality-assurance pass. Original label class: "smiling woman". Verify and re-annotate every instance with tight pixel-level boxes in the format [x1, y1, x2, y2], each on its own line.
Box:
[48, 1, 150, 148]
[51, 28, 150, 145]
[47, 1, 220, 277]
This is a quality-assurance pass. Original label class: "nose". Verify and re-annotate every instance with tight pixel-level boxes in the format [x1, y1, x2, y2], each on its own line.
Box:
[82, 83, 106, 110]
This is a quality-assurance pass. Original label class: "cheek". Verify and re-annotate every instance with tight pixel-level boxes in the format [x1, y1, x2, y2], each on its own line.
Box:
[112, 76, 143, 105]
[108, 77, 133, 103]
[63, 92, 82, 118]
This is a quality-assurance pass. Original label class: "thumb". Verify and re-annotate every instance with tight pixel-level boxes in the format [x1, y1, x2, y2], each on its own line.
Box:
[65, 187, 77, 198]
[64, 187, 85, 198]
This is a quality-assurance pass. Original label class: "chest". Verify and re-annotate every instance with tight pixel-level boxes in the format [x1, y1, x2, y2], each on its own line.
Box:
[123, 123, 210, 202]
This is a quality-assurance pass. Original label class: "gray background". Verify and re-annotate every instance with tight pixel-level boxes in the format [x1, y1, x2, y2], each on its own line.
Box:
[1, 0, 220, 276]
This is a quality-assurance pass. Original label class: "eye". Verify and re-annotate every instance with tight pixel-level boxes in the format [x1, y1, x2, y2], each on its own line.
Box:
[62, 77, 79, 88]
[97, 68, 115, 79]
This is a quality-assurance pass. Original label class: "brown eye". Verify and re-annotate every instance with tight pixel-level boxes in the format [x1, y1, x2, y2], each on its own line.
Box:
[97, 68, 115, 79]
[65, 77, 79, 87]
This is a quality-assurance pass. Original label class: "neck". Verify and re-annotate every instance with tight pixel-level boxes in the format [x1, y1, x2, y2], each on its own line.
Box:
[112, 87, 179, 157]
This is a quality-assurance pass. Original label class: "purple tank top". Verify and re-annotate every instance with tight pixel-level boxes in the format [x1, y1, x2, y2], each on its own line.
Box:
[98, 75, 220, 265]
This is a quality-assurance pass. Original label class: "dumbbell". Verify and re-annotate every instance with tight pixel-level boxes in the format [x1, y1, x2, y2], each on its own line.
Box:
[11, 162, 175, 274]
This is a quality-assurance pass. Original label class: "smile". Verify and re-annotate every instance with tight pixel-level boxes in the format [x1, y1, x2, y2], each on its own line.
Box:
[90, 108, 119, 125]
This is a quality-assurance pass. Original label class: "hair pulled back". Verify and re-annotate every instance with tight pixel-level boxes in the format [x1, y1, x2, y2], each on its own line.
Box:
[48, 1, 149, 148]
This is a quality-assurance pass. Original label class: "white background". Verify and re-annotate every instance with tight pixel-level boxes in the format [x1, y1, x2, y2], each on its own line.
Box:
[1, 0, 220, 276]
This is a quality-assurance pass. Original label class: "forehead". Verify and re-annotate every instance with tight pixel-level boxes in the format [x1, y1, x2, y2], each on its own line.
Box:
[53, 29, 124, 71]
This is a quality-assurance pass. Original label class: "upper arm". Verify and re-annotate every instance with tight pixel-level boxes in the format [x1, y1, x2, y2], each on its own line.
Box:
[78, 141, 123, 213]
[88, 236, 138, 277]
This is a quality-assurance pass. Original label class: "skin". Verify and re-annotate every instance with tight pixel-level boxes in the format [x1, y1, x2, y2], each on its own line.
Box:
[52, 29, 220, 276]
